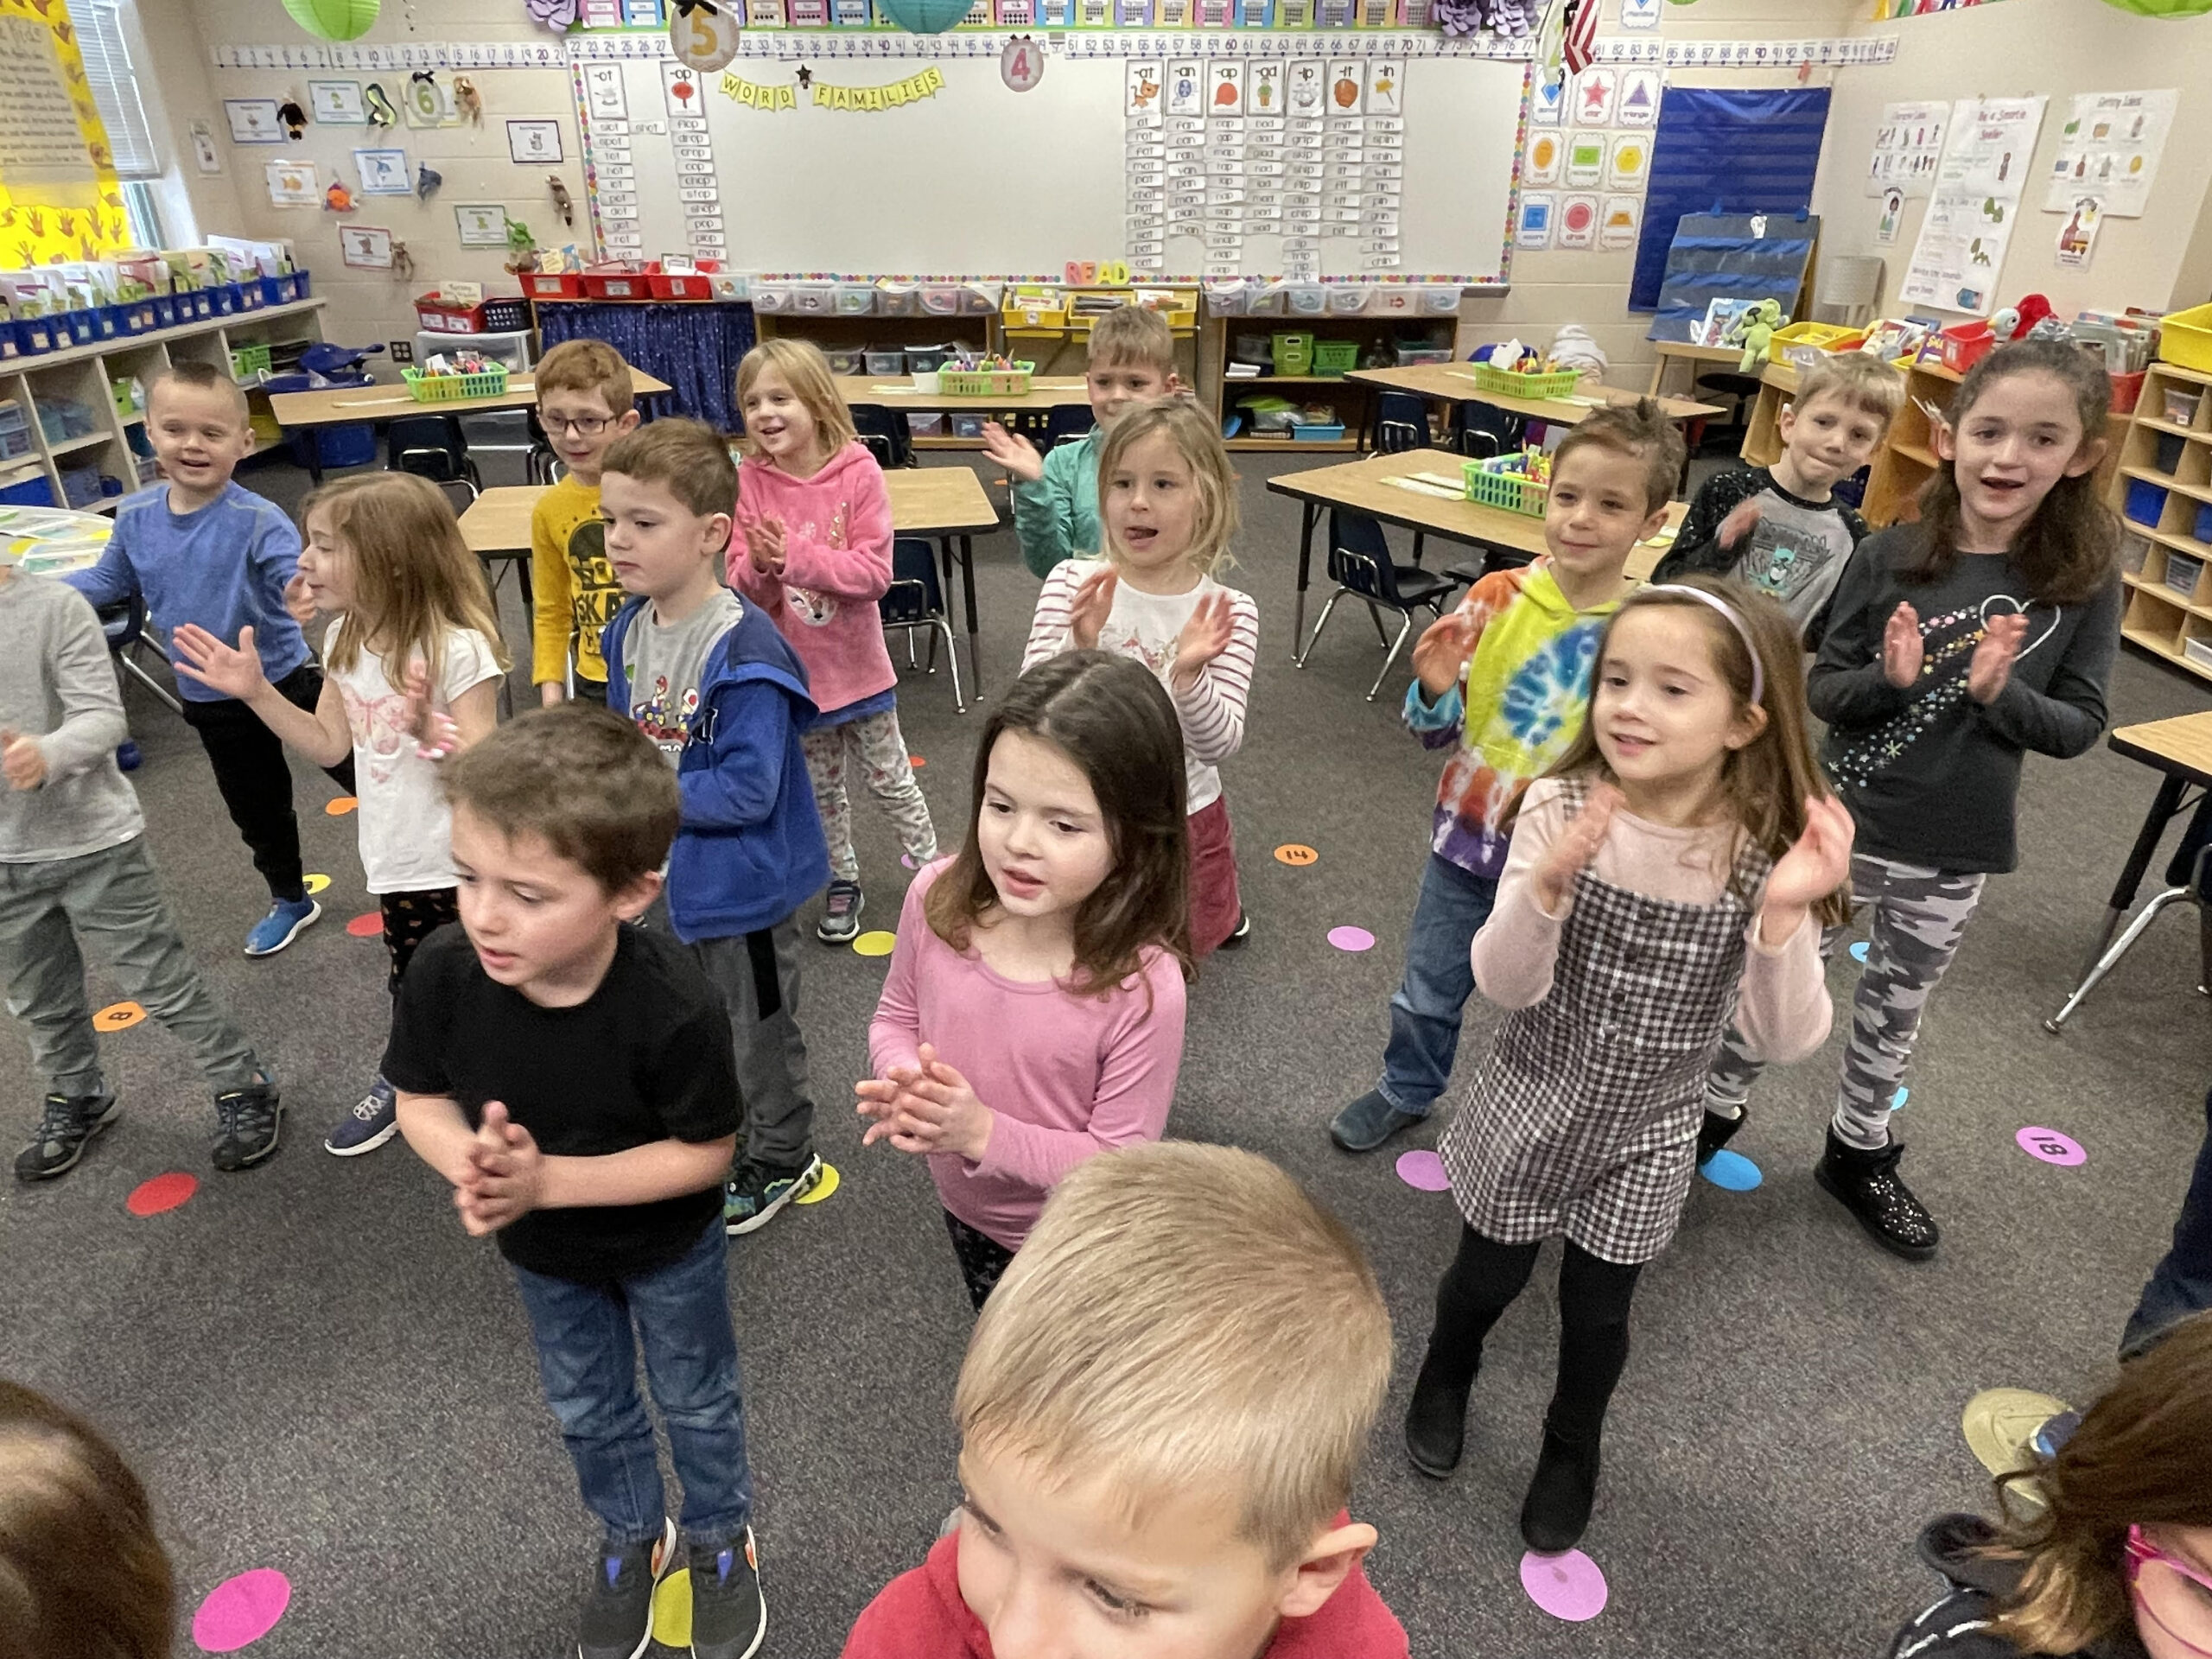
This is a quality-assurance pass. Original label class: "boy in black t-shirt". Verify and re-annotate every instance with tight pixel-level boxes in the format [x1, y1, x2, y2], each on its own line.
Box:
[385, 704, 767, 1659]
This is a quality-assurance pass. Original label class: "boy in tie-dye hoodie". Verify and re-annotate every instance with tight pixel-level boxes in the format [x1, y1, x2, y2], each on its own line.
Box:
[1327, 404, 1686, 1154]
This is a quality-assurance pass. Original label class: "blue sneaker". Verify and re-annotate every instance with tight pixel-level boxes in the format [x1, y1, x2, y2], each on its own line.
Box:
[326, 1077, 398, 1156]
[245, 896, 321, 957]
[116, 740, 141, 772]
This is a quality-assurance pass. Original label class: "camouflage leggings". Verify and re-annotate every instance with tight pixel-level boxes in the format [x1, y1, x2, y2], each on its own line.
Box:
[1707, 854, 1986, 1152]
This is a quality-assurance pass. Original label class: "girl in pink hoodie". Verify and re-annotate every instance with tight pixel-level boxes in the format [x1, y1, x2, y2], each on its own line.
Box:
[732, 340, 938, 944]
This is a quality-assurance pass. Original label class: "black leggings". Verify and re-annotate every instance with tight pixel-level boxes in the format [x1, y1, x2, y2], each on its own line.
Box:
[943, 1211, 1015, 1313]
[1424, 1224, 1644, 1445]
[181, 664, 358, 903]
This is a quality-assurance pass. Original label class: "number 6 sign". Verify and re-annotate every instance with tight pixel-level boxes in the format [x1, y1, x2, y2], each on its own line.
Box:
[671, 0, 741, 73]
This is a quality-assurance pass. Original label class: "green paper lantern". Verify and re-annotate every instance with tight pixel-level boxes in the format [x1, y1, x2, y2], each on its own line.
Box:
[874, 0, 974, 31]
[2099, 0, 2212, 13]
[283, 0, 381, 41]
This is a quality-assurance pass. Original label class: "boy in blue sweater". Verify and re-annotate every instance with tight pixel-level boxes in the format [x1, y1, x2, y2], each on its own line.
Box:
[598, 420, 833, 1237]
[68, 362, 355, 957]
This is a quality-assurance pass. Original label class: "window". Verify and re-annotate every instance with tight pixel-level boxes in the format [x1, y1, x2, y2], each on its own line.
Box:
[73, 0, 162, 180]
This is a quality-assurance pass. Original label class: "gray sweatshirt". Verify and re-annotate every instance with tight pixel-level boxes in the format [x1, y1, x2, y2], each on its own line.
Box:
[0, 570, 142, 862]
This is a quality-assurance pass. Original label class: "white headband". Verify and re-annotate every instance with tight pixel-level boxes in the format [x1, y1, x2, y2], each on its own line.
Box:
[1645, 584, 1764, 707]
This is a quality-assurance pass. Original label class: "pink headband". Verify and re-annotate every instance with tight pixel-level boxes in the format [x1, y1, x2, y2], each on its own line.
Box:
[1646, 584, 1764, 707]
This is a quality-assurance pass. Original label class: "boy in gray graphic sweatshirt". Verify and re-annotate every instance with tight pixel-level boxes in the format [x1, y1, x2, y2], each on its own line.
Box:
[1, 557, 280, 1181]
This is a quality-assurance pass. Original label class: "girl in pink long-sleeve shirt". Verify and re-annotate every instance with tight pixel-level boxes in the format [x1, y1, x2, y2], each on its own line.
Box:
[1407, 578, 1852, 1558]
[731, 339, 937, 945]
[858, 651, 1192, 1310]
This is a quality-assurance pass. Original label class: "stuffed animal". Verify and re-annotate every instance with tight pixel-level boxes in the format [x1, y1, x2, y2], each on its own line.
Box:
[1991, 292, 2056, 342]
[1549, 323, 1608, 379]
[1724, 299, 1787, 373]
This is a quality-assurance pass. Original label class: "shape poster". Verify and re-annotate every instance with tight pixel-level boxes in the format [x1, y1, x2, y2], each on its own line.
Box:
[1866, 99, 1944, 199]
[1899, 94, 2045, 317]
[2044, 89, 2174, 219]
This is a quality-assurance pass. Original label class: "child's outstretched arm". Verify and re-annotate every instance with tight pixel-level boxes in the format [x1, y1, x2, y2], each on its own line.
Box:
[247, 507, 305, 632]
[1166, 588, 1258, 766]
[1005, 431, 1084, 579]
[169, 624, 352, 766]
[1968, 580, 2120, 759]
[1650, 467, 1758, 584]
[1472, 780, 1611, 1008]
[60, 524, 140, 610]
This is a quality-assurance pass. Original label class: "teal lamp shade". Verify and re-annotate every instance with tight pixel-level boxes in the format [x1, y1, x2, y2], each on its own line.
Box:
[876, 0, 974, 30]
[283, 0, 381, 39]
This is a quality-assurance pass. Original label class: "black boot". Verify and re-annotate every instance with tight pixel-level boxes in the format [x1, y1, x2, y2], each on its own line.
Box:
[1520, 1426, 1601, 1553]
[1403, 1348, 1475, 1479]
[1695, 1106, 1745, 1167]
[1815, 1126, 1939, 1261]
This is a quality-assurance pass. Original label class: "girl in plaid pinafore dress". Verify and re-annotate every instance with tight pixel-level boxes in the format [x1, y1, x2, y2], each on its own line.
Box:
[1403, 579, 1853, 1555]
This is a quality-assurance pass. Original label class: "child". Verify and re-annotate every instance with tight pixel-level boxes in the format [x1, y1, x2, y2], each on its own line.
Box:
[1888, 1311, 2212, 1659]
[387, 706, 767, 1659]
[66, 360, 355, 957]
[728, 338, 936, 944]
[2, 557, 278, 1179]
[531, 339, 641, 708]
[842, 1141, 1408, 1659]
[1021, 399, 1258, 956]
[1406, 578, 1848, 1553]
[982, 301, 1181, 578]
[0, 1379, 176, 1659]
[598, 418, 833, 1235]
[858, 651, 1190, 1311]
[1697, 340, 2124, 1261]
[1652, 352, 1902, 642]
[172, 474, 507, 1158]
[1329, 402, 1687, 1154]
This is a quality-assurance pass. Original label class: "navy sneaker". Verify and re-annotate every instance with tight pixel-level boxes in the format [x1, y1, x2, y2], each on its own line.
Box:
[211, 1079, 283, 1172]
[1218, 911, 1253, 949]
[13, 1090, 119, 1182]
[245, 896, 321, 957]
[116, 740, 142, 772]
[578, 1517, 673, 1659]
[1329, 1088, 1426, 1154]
[687, 1526, 766, 1659]
[326, 1077, 399, 1156]
[816, 880, 863, 944]
[724, 1154, 823, 1236]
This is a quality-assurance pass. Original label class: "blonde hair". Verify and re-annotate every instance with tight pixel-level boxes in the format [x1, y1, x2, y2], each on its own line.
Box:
[535, 338, 635, 414]
[1086, 302, 1177, 376]
[734, 338, 858, 461]
[956, 1141, 1392, 1570]
[302, 473, 512, 686]
[1095, 399, 1239, 577]
[601, 418, 737, 524]
[1793, 353, 1905, 431]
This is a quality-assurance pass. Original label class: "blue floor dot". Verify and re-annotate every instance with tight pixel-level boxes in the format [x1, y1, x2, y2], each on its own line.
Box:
[1849, 941, 1870, 963]
[1891, 1087, 1910, 1112]
[1700, 1149, 1763, 1192]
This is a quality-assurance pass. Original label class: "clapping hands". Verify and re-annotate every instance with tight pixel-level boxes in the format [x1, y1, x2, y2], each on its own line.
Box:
[855, 1043, 994, 1162]
[454, 1100, 543, 1236]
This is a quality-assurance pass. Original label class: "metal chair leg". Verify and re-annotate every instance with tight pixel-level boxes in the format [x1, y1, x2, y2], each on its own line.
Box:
[1295, 590, 1345, 668]
[1368, 613, 1415, 702]
[935, 618, 966, 713]
[2044, 885, 2196, 1033]
[119, 650, 182, 716]
[1363, 599, 1390, 646]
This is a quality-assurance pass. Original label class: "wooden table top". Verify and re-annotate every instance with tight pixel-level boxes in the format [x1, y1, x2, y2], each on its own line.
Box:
[833, 374, 1093, 413]
[1345, 365, 1723, 425]
[1265, 447, 1684, 580]
[2109, 709, 2212, 785]
[269, 368, 672, 428]
[458, 466, 999, 556]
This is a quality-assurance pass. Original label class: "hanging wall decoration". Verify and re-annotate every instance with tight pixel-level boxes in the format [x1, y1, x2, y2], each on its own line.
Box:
[720, 66, 947, 109]
[283, 0, 380, 40]
[1001, 35, 1045, 91]
[672, 0, 743, 70]
[874, 0, 974, 33]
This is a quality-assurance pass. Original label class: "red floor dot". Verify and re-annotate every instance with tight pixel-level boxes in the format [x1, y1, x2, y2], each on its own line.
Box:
[127, 1172, 198, 1217]
[908, 754, 925, 768]
[345, 912, 383, 938]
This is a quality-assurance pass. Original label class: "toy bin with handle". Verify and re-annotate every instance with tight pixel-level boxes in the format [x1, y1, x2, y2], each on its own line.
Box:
[402, 364, 512, 404]
[581, 268, 651, 302]
[524, 271, 587, 300]
[1932, 321, 1995, 374]
[479, 296, 531, 332]
[1463, 454, 1549, 518]
[938, 362, 1035, 397]
[1469, 362, 1582, 399]
[416, 292, 488, 332]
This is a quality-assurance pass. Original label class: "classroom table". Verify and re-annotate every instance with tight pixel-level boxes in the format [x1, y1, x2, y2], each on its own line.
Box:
[1344, 364, 1724, 429]
[1645, 340, 1754, 397]
[457, 465, 1001, 687]
[2043, 710, 2212, 1033]
[1264, 447, 1686, 659]
[830, 375, 1094, 415]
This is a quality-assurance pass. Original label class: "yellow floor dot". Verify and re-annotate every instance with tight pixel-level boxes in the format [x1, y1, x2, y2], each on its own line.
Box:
[794, 1162, 841, 1205]
[303, 874, 331, 895]
[93, 1001, 146, 1032]
[651, 1567, 692, 1648]
[852, 930, 897, 957]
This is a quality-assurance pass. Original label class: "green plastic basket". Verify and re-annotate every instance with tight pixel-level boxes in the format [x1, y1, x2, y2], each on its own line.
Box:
[1313, 340, 1360, 377]
[1463, 456, 1548, 517]
[403, 364, 511, 404]
[1469, 363, 1583, 400]
[936, 362, 1036, 397]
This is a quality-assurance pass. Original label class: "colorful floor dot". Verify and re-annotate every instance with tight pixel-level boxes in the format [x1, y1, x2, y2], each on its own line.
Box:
[1849, 941, 1869, 963]
[2017, 1126, 2087, 1166]
[1327, 925, 1375, 952]
[191, 1567, 290, 1652]
[1891, 1086, 1910, 1113]
[1520, 1548, 1608, 1622]
[852, 930, 897, 957]
[652, 1567, 693, 1648]
[323, 796, 357, 817]
[1700, 1149, 1763, 1192]
[901, 853, 919, 870]
[126, 1172, 198, 1217]
[1395, 1149, 1449, 1191]
[345, 912, 383, 938]
[303, 873, 331, 894]
[1274, 843, 1319, 867]
[794, 1161, 841, 1205]
[907, 754, 925, 768]
[1961, 1388, 2069, 1484]
[93, 1001, 146, 1032]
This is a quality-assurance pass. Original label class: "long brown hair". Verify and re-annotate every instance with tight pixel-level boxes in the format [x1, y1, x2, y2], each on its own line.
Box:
[1909, 339, 2118, 607]
[1530, 576, 1850, 925]
[925, 651, 1192, 994]
[0, 1380, 174, 1659]
[304, 473, 511, 684]
[1983, 1310, 2212, 1653]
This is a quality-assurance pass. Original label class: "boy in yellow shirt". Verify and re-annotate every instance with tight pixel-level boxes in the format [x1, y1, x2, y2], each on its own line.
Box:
[531, 340, 642, 707]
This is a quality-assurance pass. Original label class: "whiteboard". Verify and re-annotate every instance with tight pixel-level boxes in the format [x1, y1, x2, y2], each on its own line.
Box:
[581, 48, 1523, 283]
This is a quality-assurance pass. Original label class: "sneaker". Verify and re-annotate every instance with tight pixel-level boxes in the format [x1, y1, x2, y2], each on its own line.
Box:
[1520, 1427, 1602, 1553]
[577, 1516, 674, 1659]
[1815, 1126, 1939, 1261]
[325, 1077, 399, 1157]
[724, 1154, 823, 1236]
[211, 1079, 283, 1173]
[13, 1091, 119, 1182]
[245, 896, 321, 957]
[1329, 1088, 1427, 1154]
[116, 740, 142, 772]
[1402, 1348, 1475, 1480]
[686, 1526, 767, 1659]
[815, 880, 863, 944]
[1695, 1106, 1745, 1167]
[1218, 911, 1253, 949]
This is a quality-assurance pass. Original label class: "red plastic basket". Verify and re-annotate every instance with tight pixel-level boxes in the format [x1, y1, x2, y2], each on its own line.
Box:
[645, 260, 723, 300]
[524, 271, 586, 299]
[581, 268, 650, 301]
[415, 292, 487, 333]
[1933, 322, 1995, 375]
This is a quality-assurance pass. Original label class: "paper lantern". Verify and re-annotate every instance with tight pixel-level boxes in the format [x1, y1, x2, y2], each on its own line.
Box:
[2099, 0, 2212, 13]
[283, 0, 380, 39]
[874, 0, 973, 32]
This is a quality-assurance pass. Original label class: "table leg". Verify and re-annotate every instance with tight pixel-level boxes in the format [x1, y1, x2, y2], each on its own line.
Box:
[1294, 499, 1319, 660]
[2071, 774, 2189, 984]
[1646, 356, 1667, 397]
[957, 533, 981, 690]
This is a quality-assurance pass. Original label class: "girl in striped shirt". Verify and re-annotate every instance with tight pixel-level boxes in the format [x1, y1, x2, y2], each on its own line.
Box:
[1021, 399, 1259, 956]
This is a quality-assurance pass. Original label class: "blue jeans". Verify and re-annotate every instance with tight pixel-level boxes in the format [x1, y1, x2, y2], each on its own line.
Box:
[1379, 854, 1499, 1116]
[2123, 1083, 2212, 1357]
[510, 1218, 753, 1545]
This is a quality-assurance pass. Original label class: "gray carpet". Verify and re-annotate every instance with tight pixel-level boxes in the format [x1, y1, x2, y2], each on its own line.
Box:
[3, 448, 2209, 1659]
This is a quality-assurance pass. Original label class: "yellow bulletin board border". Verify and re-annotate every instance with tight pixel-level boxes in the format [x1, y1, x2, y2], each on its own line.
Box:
[0, 0, 127, 264]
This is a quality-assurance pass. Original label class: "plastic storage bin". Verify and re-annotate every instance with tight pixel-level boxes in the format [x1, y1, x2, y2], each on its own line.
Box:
[647, 262, 724, 301]
[0, 476, 54, 506]
[2120, 531, 2153, 575]
[824, 348, 866, 376]
[2164, 550, 2204, 599]
[59, 465, 101, 509]
[904, 345, 951, 374]
[2159, 303, 2212, 373]
[1470, 362, 1582, 399]
[832, 282, 876, 315]
[1395, 343, 1452, 366]
[580, 270, 650, 302]
[2126, 478, 2170, 525]
[2157, 432, 2189, 474]
[1313, 340, 1360, 377]
[863, 349, 906, 377]
[2187, 635, 2212, 671]
[1932, 321, 1995, 374]
[1291, 422, 1346, 442]
[2196, 502, 2212, 545]
[2164, 386, 2203, 427]
[1464, 454, 1548, 517]
[524, 272, 588, 299]
[0, 400, 31, 461]
[1271, 332, 1314, 375]
[938, 363, 1034, 397]
[402, 364, 512, 403]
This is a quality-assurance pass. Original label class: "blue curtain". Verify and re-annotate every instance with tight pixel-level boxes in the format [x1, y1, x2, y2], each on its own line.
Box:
[1630, 86, 1831, 314]
[535, 302, 754, 432]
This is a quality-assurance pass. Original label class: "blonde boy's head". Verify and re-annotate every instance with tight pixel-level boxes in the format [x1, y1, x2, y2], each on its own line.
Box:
[536, 339, 640, 482]
[144, 362, 253, 498]
[1084, 302, 1179, 427]
[1794, 352, 1906, 433]
[957, 1143, 1392, 1573]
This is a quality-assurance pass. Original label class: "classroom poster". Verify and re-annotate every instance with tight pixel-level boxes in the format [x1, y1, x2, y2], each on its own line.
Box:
[2043, 90, 2174, 219]
[1556, 194, 1599, 251]
[264, 160, 319, 207]
[1605, 132, 1648, 192]
[353, 148, 412, 195]
[1866, 99, 1944, 198]
[1168, 60, 1202, 117]
[1516, 193, 1554, 250]
[1572, 68, 1615, 128]
[1617, 69, 1660, 129]
[1899, 94, 2045, 316]
[1599, 194, 1642, 250]
[1210, 62, 1244, 116]
[2054, 194, 2103, 270]
[338, 225, 395, 269]
[1128, 60, 1163, 114]
[1564, 130, 1605, 188]
[308, 80, 366, 124]
[1530, 77, 1564, 126]
[225, 99, 284, 144]
[1524, 129, 1562, 187]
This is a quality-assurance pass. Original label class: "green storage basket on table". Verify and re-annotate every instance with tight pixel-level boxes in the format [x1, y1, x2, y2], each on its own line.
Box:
[403, 364, 511, 403]
[1469, 363, 1583, 399]
[1464, 454, 1548, 517]
[936, 362, 1036, 397]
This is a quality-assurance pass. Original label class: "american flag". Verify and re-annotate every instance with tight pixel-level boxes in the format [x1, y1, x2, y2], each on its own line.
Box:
[1562, 0, 1598, 76]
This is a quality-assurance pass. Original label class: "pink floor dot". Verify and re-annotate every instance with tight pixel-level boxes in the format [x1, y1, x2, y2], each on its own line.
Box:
[1327, 925, 1375, 952]
[1520, 1548, 1607, 1622]
[1395, 1149, 1449, 1191]
[126, 1172, 198, 1217]
[2017, 1126, 2087, 1166]
[192, 1568, 290, 1652]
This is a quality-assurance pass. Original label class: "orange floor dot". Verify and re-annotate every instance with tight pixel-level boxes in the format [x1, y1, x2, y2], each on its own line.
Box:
[1274, 843, 1320, 867]
[908, 755, 925, 768]
[325, 797, 359, 817]
[93, 1001, 146, 1031]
